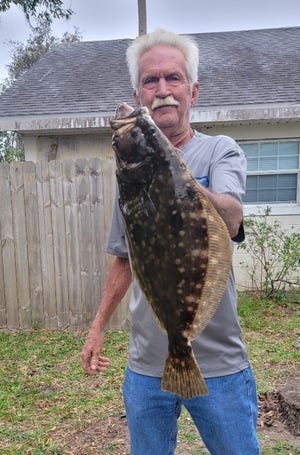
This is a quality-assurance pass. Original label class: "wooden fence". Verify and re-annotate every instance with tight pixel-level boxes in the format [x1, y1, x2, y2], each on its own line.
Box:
[0, 158, 130, 331]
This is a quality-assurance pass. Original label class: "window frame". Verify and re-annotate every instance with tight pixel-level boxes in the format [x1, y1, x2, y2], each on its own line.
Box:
[238, 139, 300, 216]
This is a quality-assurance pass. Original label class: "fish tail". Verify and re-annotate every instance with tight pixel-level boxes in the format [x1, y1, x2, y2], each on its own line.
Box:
[161, 352, 208, 399]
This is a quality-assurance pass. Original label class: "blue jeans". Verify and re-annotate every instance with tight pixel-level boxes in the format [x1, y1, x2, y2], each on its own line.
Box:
[123, 366, 260, 455]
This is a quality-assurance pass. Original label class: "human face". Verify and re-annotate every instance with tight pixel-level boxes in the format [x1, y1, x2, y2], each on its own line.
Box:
[134, 44, 199, 139]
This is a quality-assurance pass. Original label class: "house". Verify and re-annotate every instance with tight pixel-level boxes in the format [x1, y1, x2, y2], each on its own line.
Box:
[0, 27, 299, 290]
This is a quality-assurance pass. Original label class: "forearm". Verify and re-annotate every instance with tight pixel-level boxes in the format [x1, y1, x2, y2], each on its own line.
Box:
[90, 256, 132, 333]
[82, 256, 131, 375]
[200, 186, 243, 239]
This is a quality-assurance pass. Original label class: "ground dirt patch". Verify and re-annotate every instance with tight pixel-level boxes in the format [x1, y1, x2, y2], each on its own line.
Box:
[258, 390, 300, 451]
[60, 415, 130, 455]
[59, 408, 300, 455]
[58, 382, 300, 455]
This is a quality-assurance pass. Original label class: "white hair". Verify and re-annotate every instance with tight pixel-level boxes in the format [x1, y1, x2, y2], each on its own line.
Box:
[126, 28, 199, 91]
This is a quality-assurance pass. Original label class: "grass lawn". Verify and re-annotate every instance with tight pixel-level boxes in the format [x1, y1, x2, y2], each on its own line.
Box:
[0, 291, 299, 454]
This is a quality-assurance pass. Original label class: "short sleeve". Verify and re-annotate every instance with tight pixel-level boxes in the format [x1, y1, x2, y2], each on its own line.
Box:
[106, 186, 129, 258]
[209, 137, 247, 204]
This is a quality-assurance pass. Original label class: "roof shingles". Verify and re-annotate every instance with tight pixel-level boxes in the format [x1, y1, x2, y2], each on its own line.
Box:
[0, 27, 299, 118]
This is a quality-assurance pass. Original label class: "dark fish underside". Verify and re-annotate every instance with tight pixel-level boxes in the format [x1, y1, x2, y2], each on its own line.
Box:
[110, 103, 232, 399]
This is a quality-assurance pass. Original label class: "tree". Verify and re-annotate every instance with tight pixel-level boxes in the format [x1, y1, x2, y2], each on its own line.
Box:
[0, 17, 82, 161]
[6, 17, 82, 81]
[0, 0, 72, 25]
[0, 131, 24, 162]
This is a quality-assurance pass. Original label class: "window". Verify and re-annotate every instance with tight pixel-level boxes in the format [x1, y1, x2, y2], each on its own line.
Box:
[239, 141, 299, 207]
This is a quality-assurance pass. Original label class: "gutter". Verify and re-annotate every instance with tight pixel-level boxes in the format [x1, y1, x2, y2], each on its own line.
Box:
[0, 104, 300, 135]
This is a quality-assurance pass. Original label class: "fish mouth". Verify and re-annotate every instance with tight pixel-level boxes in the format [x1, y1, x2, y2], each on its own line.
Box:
[110, 102, 137, 136]
[110, 102, 150, 136]
[110, 116, 137, 136]
[115, 102, 135, 118]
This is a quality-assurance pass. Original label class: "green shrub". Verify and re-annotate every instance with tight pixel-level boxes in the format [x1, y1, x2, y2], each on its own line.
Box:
[238, 207, 300, 299]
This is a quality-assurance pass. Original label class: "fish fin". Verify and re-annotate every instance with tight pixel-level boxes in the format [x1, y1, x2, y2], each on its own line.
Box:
[188, 192, 232, 339]
[161, 353, 208, 399]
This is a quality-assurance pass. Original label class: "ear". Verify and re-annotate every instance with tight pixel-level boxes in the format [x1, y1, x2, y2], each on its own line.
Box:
[191, 82, 200, 107]
[133, 90, 141, 107]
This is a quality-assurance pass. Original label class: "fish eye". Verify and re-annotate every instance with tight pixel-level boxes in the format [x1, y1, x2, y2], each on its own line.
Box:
[131, 127, 140, 138]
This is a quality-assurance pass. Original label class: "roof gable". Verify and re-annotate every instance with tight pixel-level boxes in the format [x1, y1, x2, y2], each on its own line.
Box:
[0, 27, 299, 119]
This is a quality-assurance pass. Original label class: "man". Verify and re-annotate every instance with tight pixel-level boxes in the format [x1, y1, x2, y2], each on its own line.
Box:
[82, 29, 260, 455]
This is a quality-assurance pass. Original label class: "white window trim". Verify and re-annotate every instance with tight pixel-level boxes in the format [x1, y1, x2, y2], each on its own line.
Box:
[243, 203, 300, 216]
[240, 139, 300, 216]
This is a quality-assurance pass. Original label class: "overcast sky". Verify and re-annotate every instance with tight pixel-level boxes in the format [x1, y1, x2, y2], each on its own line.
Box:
[0, 0, 300, 81]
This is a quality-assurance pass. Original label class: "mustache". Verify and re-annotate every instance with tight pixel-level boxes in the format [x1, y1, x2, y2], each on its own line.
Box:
[151, 96, 180, 110]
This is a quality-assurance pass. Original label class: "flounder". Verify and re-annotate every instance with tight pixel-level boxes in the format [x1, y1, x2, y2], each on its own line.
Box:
[110, 103, 232, 398]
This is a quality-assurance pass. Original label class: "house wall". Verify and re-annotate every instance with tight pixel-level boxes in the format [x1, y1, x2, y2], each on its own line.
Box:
[23, 121, 300, 160]
[24, 131, 114, 162]
[22, 121, 300, 292]
[23, 121, 300, 162]
[198, 120, 300, 141]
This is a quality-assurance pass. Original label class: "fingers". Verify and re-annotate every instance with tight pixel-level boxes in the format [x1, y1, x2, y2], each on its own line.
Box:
[81, 330, 110, 375]
[90, 354, 110, 373]
[81, 348, 110, 375]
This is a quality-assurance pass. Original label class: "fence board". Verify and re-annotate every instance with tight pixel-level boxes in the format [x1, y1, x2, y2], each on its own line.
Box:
[63, 159, 82, 329]
[0, 219, 5, 326]
[0, 243, 5, 326]
[10, 162, 31, 329]
[89, 158, 106, 326]
[102, 160, 130, 330]
[76, 159, 95, 326]
[0, 164, 9, 327]
[36, 161, 57, 328]
[49, 160, 69, 328]
[23, 162, 44, 328]
[0, 163, 19, 328]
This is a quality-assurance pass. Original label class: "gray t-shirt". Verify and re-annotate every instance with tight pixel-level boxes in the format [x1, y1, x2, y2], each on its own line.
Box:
[107, 130, 250, 378]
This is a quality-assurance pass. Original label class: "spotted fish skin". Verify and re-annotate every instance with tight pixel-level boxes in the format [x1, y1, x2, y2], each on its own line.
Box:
[110, 103, 232, 398]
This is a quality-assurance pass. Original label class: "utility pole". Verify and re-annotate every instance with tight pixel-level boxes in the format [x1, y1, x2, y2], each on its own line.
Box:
[138, 0, 147, 36]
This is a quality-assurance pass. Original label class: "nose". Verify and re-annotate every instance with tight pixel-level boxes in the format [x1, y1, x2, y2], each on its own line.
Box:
[156, 77, 171, 97]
